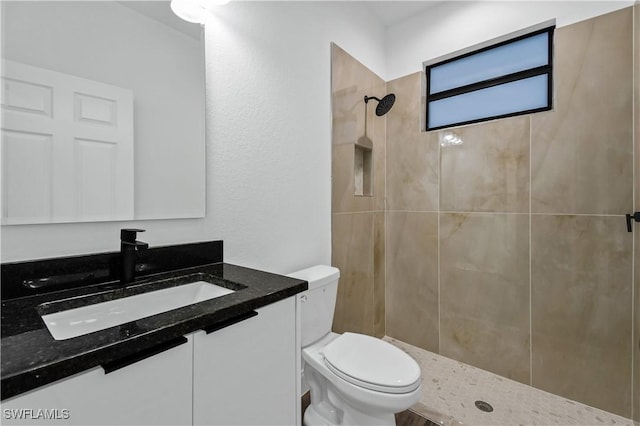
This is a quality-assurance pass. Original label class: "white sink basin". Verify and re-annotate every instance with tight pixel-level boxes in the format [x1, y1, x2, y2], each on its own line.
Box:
[41, 281, 235, 340]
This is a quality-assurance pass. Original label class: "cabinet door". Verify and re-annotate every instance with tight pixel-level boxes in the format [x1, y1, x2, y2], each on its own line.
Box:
[1, 335, 192, 426]
[193, 297, 297, 426]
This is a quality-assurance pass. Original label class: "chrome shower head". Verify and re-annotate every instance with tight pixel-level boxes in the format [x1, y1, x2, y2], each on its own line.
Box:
[364, 94, 396, 116]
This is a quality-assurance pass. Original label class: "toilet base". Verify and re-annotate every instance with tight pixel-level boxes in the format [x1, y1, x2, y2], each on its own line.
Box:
[303, 397, 396, 426]
[303, 405, 333, 426]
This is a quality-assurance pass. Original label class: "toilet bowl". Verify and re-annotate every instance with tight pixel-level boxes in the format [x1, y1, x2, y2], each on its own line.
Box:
[288, 265, 422, 426]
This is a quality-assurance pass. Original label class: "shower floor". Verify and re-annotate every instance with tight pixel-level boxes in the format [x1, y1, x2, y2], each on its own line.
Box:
[384, 337, 637, 426]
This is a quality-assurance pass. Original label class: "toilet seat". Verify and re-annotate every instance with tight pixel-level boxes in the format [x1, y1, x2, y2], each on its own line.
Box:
[322, 333, 421, 394]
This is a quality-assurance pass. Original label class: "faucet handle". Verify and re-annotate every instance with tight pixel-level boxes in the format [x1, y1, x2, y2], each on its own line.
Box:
[121, 228, 146, 243]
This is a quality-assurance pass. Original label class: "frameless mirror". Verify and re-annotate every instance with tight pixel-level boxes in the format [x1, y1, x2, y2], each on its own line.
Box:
[1, 1, 205, 224]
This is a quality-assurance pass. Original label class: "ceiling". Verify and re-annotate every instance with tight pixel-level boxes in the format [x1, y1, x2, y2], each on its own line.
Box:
[119, 1, 443, 38]
[117, 1, 202, 40]
[363, 1, 443, 27]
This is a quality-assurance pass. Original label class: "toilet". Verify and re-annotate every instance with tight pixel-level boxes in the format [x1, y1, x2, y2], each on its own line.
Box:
[288, 265, 422, 426]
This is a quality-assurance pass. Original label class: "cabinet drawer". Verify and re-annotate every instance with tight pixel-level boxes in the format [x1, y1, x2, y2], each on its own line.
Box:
[2, 335, 193, 426]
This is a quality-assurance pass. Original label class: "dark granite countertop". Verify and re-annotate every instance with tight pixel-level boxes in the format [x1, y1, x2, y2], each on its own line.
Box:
[1, 262, 307, 400]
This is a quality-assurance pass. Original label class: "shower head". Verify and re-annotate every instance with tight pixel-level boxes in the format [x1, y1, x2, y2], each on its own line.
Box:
[364, 94, 396, 116]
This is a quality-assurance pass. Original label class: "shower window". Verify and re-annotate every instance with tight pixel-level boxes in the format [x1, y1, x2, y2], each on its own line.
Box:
[425, 25, 554, 130]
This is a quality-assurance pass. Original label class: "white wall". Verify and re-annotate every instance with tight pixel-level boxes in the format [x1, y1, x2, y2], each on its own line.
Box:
[385, 0, 634, 80]
[1, 1, 385, 275]
[201, 1, 386, 273]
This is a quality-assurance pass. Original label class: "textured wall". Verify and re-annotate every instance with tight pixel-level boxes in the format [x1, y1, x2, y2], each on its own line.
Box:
[384, 8, 635, 418]
[1, 2, 386, 276]
[331, 44, 386, 337]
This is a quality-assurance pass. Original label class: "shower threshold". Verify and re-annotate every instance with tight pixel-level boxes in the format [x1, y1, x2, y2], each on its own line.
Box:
[384, 337, 636, 426]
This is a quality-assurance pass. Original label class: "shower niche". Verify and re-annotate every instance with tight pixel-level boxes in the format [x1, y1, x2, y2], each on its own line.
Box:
[354, 137, 372, 197]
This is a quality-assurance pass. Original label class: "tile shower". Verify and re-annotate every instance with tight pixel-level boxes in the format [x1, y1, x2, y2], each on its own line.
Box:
[331, 6, 639, 422]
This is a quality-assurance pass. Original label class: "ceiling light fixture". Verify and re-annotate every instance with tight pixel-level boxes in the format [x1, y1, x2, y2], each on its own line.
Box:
[170, 0, 230, 24]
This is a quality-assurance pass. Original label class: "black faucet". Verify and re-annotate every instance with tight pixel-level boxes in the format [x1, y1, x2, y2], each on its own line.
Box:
[120, 229, 149, 284]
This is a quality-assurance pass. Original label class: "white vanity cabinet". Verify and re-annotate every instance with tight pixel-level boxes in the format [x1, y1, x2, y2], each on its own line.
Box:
[193, 297, 297, 425]
[1, 335, 193, 426]
[1, 296, 298, 426]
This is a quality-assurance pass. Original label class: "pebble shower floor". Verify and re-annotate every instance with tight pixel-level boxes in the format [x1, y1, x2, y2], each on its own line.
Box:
[384, 337, 637, 426]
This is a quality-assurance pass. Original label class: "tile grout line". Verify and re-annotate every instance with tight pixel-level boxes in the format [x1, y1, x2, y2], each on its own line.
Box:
[437, 126, 442, 354]
[529, 115, 533, 387]
[631, 3, 636, 420]
[368, 97, 375, 337]
[384, 84, 388, 340]
[383, 210, 628, 217]
[382, 91, 387, 339]
[371, 208, 375, 337]
[332, 210, 386, 215]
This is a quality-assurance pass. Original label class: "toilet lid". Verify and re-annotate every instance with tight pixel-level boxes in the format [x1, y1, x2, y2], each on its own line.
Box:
[322, 333, 421, 394]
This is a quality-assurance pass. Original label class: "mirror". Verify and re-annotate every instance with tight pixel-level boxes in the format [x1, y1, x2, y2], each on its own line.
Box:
[1, 1, 205, 224]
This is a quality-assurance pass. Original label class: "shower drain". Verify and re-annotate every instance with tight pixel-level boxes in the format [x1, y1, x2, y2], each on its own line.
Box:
[475, 400, 494, 413]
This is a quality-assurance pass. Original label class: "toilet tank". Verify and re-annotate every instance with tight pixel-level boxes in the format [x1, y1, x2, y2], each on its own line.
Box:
[287, 265, 340, 347]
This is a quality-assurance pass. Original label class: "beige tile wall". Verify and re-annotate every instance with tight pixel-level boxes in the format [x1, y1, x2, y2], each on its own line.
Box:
[373, 211, 386, 337]
[531, 215, 632, 416]
[529, 8, 634, 418]
[440, 117, 530, 213]
[385, 211, 439, 351]
[386, 73, 439, 212]
[531, 9, 633, 215]
[440, 212, 530, 384]
[331, 44, 386, 337]
[383, 7, 635, 419]
[331, 5, 636, 419]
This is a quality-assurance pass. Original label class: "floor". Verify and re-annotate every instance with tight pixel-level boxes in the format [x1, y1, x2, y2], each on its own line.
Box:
[385, 337, 637, 426]
[300, 336, 637, 425]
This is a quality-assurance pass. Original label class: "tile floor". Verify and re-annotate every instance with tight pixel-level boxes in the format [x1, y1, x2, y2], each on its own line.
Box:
[385, 337, 637, 426]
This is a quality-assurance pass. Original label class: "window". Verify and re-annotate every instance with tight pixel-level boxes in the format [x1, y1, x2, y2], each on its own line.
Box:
[425, 26, 554, 131]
